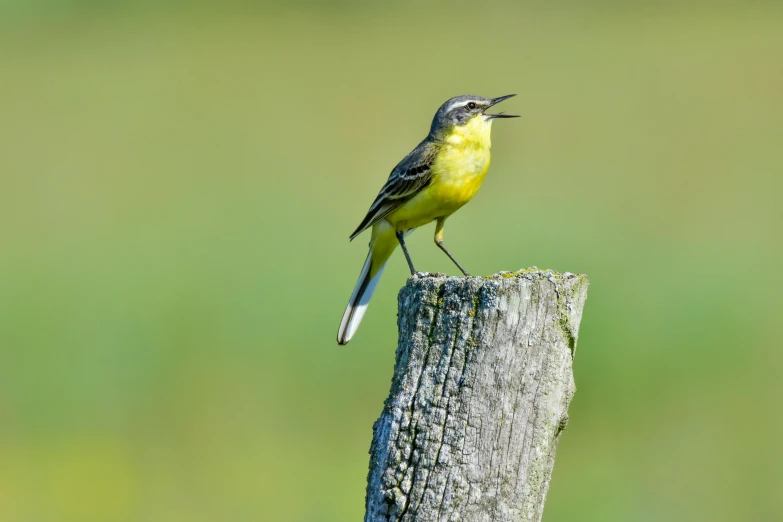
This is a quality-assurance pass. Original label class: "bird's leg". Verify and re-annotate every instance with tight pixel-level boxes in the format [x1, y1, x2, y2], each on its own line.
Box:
[396, 230, 417, 275]
[434, 218, 470, 276]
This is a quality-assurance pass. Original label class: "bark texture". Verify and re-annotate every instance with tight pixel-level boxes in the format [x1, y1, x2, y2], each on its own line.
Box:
[365, 268, 588, 522]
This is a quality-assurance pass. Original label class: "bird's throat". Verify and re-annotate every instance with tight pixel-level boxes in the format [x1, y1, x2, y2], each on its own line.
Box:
[445, 115, 493, 150]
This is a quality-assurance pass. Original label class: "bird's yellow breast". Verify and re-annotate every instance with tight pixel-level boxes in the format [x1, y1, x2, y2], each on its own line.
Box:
[433, 118, 493, 206]
[384, 115, 493, 230]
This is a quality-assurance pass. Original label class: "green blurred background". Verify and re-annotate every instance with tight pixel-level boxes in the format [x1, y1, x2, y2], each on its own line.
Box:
[1, 1, 782, 521]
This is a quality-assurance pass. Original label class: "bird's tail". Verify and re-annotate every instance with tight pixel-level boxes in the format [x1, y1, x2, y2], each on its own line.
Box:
[337, 252, 386, 345]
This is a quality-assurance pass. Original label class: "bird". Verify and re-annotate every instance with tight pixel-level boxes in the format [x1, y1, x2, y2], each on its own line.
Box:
[337, 94, 518, 345]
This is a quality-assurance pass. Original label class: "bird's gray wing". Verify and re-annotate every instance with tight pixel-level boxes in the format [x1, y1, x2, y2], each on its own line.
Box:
[350, 140, 439, 240]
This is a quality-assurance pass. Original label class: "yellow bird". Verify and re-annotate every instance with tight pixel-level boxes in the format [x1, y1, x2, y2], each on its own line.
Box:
[337, 94, 518, 345]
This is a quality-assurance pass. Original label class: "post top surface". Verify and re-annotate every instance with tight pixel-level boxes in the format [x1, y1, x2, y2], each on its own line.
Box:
[407, 267, 589, 286]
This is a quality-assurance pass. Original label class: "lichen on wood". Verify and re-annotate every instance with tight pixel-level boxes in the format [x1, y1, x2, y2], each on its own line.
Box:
[365, 268, 589, 522]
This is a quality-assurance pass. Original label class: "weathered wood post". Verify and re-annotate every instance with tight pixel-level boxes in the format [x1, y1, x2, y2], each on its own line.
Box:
[365, 269, 588, 522]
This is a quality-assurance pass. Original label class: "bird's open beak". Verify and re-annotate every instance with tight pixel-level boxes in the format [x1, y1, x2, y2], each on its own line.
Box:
[484, 94, 520, 119]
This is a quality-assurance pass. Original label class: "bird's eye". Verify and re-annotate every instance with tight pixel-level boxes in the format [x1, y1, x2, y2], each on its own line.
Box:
[467, 102, 477, 110]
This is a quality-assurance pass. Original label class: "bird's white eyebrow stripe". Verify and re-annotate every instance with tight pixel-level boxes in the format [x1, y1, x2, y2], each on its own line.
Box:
[444, 99, 472, 112]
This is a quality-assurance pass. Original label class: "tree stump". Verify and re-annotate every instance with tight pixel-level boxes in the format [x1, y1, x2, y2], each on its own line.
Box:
[365, 269, 589, 522]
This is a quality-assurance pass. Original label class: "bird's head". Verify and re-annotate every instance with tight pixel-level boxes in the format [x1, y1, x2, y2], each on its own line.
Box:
[429, 94, 519, 141]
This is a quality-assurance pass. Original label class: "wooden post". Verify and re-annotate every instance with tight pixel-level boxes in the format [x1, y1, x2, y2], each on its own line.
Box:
[365, 269, 589, 522]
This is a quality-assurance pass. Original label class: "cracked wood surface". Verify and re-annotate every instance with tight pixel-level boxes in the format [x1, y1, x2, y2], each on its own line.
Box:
[365, 269, 589, 522]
